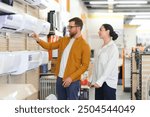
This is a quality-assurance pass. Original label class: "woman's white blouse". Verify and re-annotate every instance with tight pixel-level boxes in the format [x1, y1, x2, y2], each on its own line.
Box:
[91, 40, 119, 89]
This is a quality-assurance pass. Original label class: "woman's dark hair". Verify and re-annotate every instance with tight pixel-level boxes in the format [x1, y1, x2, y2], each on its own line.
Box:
[102, 24, 118, 40]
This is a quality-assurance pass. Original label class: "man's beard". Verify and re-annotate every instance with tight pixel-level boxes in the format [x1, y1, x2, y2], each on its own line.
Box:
[69, 32, 77, 38]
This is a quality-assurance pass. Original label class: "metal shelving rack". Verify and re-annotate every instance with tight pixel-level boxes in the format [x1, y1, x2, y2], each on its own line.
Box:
[131, 52, 150, 100]
[139, 54, 142, 100]
[131, 51, 140, 100]
[140, 54, 150, 100]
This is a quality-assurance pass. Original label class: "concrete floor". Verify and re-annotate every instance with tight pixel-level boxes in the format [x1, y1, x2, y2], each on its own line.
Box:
[89, 85, 130, 100]
[116, 85, 130, 100]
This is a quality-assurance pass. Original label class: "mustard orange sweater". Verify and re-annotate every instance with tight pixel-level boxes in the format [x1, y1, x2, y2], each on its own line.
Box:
[38, 36, 91, 82]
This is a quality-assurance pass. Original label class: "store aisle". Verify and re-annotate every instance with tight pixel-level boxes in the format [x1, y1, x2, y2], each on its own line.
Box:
[116, 85, 130, 100]
[89, 85, 130, 100]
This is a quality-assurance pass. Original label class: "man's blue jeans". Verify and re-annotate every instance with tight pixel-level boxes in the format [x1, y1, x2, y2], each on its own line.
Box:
[56, 77, 80, 100]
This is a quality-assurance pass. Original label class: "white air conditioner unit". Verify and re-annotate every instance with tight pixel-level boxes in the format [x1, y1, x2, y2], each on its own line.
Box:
[11, 51, 29, 75]
[0, 14, 24, 33]
[40, 51, 49, 65]
[28, 51, 41, 70]
[36, 0, 49, 9]
[38, 20, 50, 36]
[0, 52, 20, 75]
[23, 0, 38, 4]
[22, 0, 48, 9]
[18, 14, 38, 34]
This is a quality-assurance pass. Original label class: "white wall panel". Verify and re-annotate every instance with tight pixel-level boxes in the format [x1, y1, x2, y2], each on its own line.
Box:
[87, 13, 124, 49]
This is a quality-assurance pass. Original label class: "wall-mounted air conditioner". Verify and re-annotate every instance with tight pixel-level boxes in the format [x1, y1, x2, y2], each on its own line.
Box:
[11, 51, 29, 75]
[38, 20, 50, 36]
[28, 51, 41, 70]
[35, 0, 49, 9]
[0, 0, 13, 6]
[0, 52, 20, 75]
[0, 14, 24, 32]
[18, 14, 38, 34]
[11, 51, 48, 75]
[40, 51, 49, 65]
[0, 13, 50, 35]
[16, 0, 48, 9]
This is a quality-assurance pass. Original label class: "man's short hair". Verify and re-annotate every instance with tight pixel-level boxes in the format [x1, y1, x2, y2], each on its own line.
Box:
[69, 17, 83, 30]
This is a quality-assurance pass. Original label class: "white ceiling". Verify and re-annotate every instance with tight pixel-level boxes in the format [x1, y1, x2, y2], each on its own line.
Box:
[82, 0, 150, 24]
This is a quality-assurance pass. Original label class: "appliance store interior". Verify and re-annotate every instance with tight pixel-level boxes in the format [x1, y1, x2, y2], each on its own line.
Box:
[0, 0, 150, 100]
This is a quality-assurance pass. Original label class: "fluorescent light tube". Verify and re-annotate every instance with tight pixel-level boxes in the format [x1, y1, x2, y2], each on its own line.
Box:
[90, 1, 147, 4]
[116, 5, 143, 7]
[129, 19, 149, 25]
[135, 15, 150, 18]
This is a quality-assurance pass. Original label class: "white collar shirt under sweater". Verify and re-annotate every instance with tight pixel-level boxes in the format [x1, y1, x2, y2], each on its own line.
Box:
[91, 40, 119, 89]
[58, 38, 75, 78]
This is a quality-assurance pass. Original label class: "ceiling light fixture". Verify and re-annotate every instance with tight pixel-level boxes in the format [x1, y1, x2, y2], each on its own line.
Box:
[116, 5, 143, 7]
[129, 19, 149, 25]
[90, 1, 148, 5]
[135, 15, 150, 18]
[89, 4, 108, 7]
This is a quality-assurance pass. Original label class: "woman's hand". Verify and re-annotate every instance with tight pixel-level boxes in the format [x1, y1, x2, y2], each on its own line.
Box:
[88, 82, 94, 88]
[94, 83, 101, 88]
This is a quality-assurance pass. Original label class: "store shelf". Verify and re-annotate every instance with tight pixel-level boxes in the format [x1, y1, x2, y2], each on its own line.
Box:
[131, 52, 150, 100]
[131, 52, 140, 100]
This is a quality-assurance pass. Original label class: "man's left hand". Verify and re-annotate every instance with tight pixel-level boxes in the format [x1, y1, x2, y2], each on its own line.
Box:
[63, 77, 72, 87]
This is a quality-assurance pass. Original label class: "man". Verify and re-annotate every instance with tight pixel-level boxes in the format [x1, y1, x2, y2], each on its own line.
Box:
[32, 17, 91, 100]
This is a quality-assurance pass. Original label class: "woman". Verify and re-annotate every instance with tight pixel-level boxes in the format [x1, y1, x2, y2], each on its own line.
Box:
[90, 24, 119, 100]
